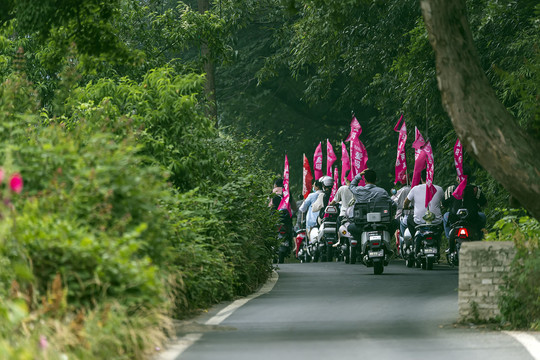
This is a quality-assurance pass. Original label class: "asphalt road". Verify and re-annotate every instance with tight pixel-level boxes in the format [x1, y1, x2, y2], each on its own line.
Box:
[169, 260, 536, 360]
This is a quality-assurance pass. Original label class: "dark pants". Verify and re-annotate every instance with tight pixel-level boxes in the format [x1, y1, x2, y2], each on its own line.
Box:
[407, 216, 442, 254]
[406, 215, 418, 240]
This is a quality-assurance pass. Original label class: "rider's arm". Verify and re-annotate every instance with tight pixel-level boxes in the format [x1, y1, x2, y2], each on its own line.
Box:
[349, 170, 367, 190]
[403, 197, 411, 210]
[299, 195, 313, 213]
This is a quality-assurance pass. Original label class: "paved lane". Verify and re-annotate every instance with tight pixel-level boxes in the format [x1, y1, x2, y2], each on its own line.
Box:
[174, 260, 534, 360]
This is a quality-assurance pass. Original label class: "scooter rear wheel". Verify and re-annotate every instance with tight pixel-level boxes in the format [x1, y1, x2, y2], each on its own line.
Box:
[427, 257, 434, 270]
[374, 262, 384, 275]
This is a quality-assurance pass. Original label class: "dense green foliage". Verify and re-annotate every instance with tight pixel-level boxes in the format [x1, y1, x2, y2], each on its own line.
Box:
[487, 212, 540, 329]
[0, 0, 538, 356]
[215, 0, 539, 224]
[0, 46, 276, 360]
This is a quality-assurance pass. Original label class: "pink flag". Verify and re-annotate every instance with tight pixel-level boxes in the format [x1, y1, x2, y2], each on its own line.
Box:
[326, 139, 337, 176]
[329, 167, 339, 203]
[411, 149, 426, 188]
[411, 127, 428, 188]
[302, 154, 313, 200]
[412, 127, 426, 152]
[313, 142, 323, 180]
[452, 175, 468, 200]
[454, 139, 465, 182]
[278, 155, 292, 217]
[340, 142, 351, 185]
[345, 115, 362, 142]
[453, 138, 467, 199]
[423, 142, 436, 207]
[394, 114, 408, 185]
[351, 137, 368, 186]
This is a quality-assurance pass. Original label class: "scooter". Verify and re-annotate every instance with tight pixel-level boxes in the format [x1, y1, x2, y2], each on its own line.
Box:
[411, 211, 442, 270]
[446, 208, 482, 267]
[309, 204, 339, 262]
[339, 207, 360, 264]
[398, 217, 416, 268]
[342, 199, 394, 274]
[295, 228, 311, 263]
[396, 210, 412, 260]
[273, 210, 293, 264]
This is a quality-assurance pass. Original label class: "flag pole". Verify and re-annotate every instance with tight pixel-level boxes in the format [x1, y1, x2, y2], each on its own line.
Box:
[425, 98, 428, 140]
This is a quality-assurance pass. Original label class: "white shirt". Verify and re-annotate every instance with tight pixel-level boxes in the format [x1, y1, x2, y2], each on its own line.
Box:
[407, 183, 444, 224]
[333, 185, 354, 217]
[392, 185, 410, 219]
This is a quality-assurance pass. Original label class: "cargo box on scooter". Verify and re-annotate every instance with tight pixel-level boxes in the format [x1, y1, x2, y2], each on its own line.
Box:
[353, 199, 393, 225]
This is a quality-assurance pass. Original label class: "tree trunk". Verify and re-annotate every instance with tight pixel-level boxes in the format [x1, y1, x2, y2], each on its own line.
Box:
[420, 0, 540, 220]
[198, 0, 218, 122]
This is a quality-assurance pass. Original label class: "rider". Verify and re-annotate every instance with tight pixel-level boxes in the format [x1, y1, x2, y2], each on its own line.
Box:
[314, 175, 334, 224]
[442, 166, 487, 252]
[349, 169, 392, 203]
[391, 176, 411, 252]
[348, 169, 395, 230]
[330, 170, 354, 240]
[298, 179, 324, 241]
[403, 169, 444, 254]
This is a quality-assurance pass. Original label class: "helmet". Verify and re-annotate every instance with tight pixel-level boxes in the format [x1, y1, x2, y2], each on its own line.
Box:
[320, 176, 334, 188]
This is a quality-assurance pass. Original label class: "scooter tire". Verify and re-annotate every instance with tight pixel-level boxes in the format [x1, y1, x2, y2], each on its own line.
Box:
[427, 257, 434, 270]
[374, 262, 384, 275]
[350, 247, 357, 265]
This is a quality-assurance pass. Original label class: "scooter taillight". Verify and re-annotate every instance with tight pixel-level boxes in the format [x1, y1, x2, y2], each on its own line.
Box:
[372, 242, 380, 246]
[425, 236, 433, 240]
[458, 228, 469, 239]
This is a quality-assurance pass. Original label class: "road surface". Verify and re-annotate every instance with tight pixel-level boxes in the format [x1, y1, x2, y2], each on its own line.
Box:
[162, 260, 538, 360]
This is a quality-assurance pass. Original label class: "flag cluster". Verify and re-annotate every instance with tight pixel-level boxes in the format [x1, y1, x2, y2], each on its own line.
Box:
[276, 112, 466, 216]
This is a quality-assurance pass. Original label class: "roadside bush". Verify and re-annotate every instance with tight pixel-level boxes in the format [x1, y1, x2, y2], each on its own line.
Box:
[487, 210, 540, 329]
[0, 63, 277, 358]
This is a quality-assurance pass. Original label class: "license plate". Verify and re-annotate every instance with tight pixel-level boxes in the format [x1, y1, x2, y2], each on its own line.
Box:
[369, 235, 382, 241]
[424, 248, 437, 254]
[369, 250, 384, 257]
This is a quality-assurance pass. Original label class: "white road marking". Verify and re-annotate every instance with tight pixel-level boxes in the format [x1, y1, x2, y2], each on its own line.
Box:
[157, 333, 203, 360]
[156, 270, 279, 360]
[504, 331, 540, 360]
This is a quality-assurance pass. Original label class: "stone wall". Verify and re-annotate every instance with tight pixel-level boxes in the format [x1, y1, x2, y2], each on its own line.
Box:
[458, 241, 515, 322]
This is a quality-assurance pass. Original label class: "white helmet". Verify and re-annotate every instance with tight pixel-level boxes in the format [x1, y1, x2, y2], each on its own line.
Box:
[320, 175, 334, 188]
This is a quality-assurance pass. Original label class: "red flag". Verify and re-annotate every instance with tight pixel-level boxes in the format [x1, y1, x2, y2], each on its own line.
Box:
[394, 114, 408, 185]
[329, 167, 339, 203]
[302, 154, 313, 200]
[326, 139, 337, 176]
[423, 142, 436, 207]
[345, 115, 362, 142]
[340, 142, 351, 185]
[278, 155, 292, 217]
[313, 142, 323, 180]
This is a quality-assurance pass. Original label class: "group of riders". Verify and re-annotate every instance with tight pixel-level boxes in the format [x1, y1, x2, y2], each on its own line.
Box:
[270, 165, 487, 263]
